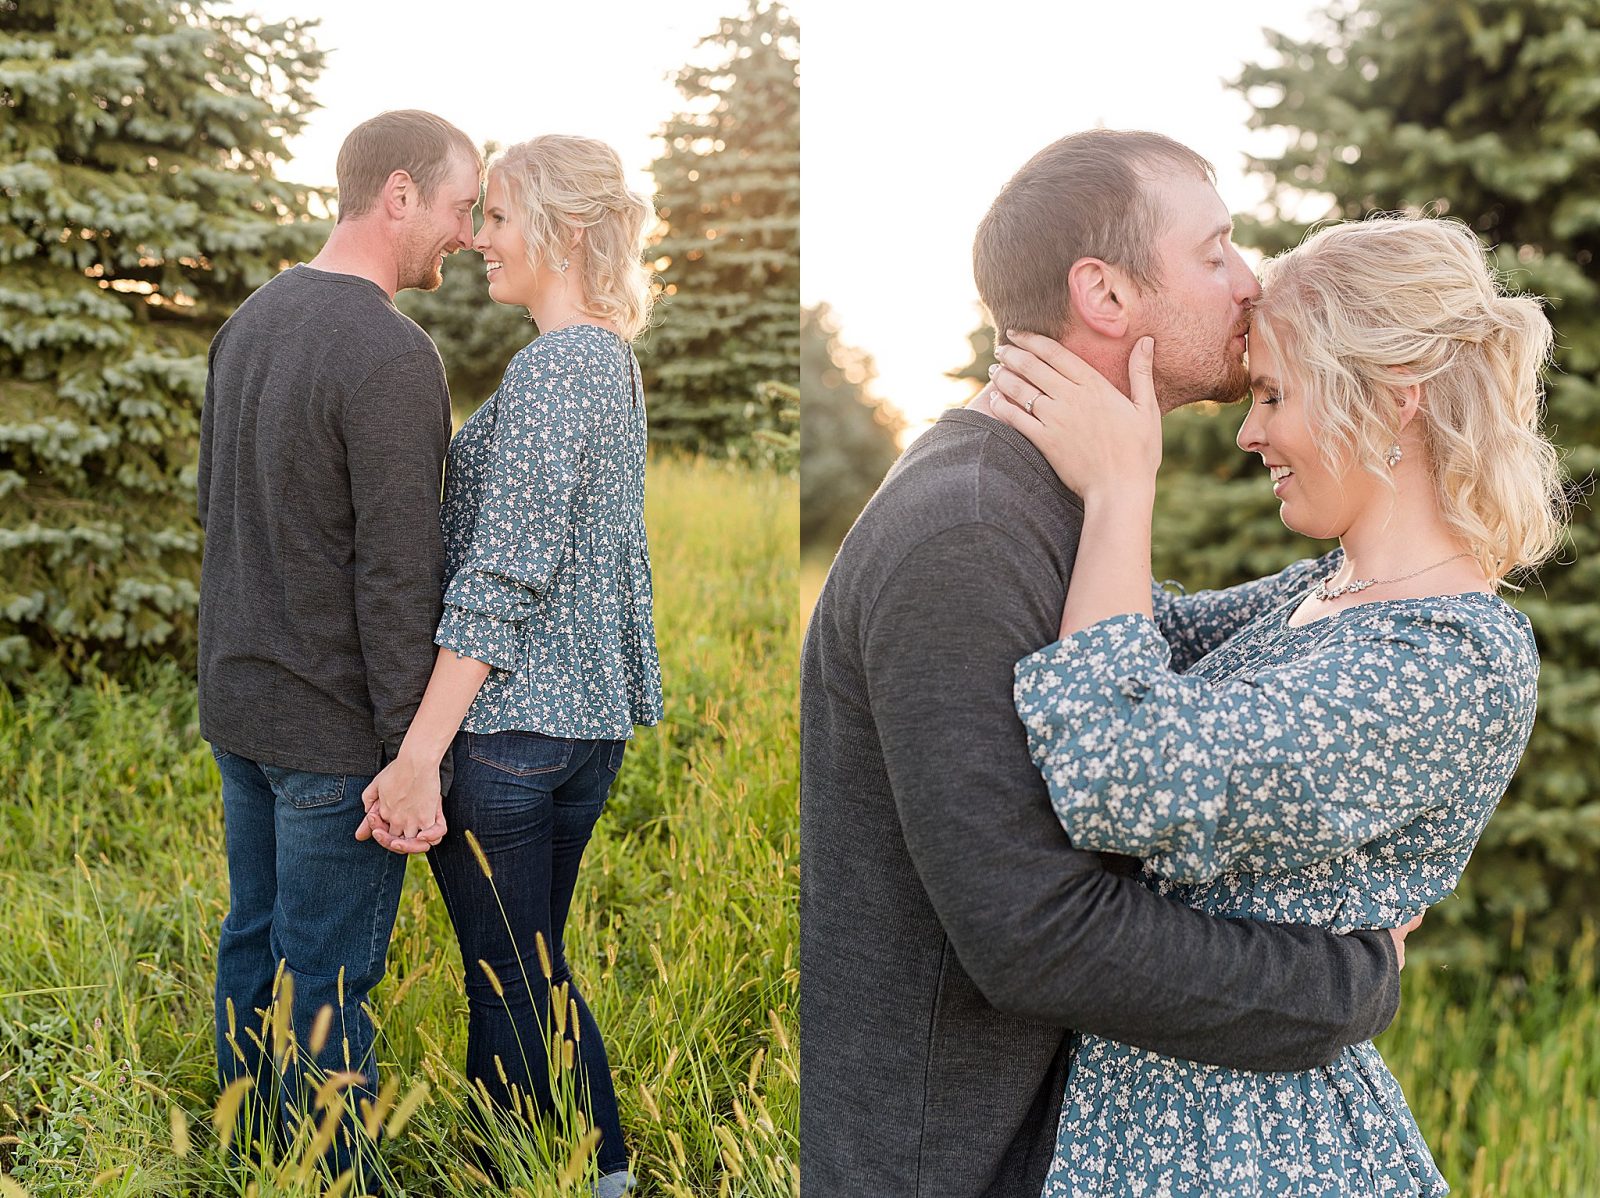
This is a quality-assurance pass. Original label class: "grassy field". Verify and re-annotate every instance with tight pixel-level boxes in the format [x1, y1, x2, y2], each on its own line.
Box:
[0, 457, 798, 1197]
[1375, 929, 1599, 1195]
[798, 555, 830, 626]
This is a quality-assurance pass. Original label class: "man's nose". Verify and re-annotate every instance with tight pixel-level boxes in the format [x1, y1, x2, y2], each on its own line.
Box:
[1232, 246, 1262, 304]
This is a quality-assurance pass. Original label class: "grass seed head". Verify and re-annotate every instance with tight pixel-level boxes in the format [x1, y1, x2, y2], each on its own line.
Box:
[361, 1073, 401, 1140]
[466, 829, 493, 878]
[535, 931, 553, 979]
[714, 1125, 745, 1177]
[384, 1081, 430, 1138]
[292, 1105, 343, 1184]
[637, 1082, 661, 1122]
[308, 1003, 334, 1056]
[313, 1070, 367, 1112]
[212, 1076, 254, 1154]
[169, 1104, 190, 1157]
[556, 1127, 603, 1186]
[479, 958, 505, 998]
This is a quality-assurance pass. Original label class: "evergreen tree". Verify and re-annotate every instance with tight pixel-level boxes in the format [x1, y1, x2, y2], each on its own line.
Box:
[750, 378, 800, 474]
[638, 1, 799, 457]
[0, 0, 325, 677]
[801, 304, 902, 549]
[948, 323, 997, 395]
[1217, 0, 1599, 961]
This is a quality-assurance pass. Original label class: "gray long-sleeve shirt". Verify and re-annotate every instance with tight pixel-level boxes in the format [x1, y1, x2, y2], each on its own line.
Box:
[799, 408, 1401, 1198]
[197, 265, 451, 775]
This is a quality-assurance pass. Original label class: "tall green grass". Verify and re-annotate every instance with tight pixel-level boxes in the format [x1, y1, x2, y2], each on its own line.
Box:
[798, 555, 830, 627]
[1377, 924, 1600, 1195]
[0, 456, 798, 1196]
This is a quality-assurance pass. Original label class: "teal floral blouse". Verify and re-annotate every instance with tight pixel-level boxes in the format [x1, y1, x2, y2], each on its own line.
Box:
[436, 324, 663, 740]
[1013, 551, 1538, 1198]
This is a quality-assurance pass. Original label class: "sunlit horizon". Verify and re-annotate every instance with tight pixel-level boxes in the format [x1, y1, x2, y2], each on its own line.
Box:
[802, 1, 1324, 445]
[238, 0, 794, 201]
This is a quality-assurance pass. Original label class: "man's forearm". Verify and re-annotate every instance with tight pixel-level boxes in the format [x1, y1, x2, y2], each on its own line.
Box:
[869, 523, 1400, 1071]
[353, 554, 446, 754]
[345, 349, 450, 752]
[941, 851, 1402, 1070]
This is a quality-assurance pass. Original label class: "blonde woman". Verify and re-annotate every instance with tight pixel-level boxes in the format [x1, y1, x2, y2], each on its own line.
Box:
[984, 216, 1563, 1197]
[357, 135, 661, 1196]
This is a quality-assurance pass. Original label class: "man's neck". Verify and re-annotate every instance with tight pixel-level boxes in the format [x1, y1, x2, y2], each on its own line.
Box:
[306, 221, 400, 299]
[1065, 336, 1133, 397]
[963, 332, 1133, 413]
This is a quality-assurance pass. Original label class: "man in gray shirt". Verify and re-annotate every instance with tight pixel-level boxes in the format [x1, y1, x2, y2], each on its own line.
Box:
[800, 130, 1411, 1196]
[197, 110, 481, 1176]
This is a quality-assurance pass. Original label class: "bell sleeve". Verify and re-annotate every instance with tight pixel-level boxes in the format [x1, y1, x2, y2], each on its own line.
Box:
[435, 340, 608, 671]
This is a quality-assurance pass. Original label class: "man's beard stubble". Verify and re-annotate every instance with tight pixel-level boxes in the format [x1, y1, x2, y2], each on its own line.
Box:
[1144, 299, 1252, 412]
[400, 253, 445, 293]
[397, 225, 447, 293]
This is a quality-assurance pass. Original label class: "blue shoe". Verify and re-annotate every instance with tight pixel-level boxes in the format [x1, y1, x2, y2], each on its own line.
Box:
[594, 1169, 637, 1198]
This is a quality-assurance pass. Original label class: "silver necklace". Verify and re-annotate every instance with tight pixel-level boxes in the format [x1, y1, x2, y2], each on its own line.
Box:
[539, 312, 589, 335]
[1312, 552, 1471, 601]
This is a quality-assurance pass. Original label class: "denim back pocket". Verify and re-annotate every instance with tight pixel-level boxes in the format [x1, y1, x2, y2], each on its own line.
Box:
[466, 731, 574, 778]
[606, 740, 627, 775]
[259, 764, 347, 810]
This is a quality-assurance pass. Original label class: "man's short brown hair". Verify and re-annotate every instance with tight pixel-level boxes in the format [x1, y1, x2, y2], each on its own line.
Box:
[973, 130, 1215, 345]
[335, 110, 482, 221]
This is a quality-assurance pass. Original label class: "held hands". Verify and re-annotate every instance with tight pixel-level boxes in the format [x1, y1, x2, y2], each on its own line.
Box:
[354, 751, 447, 855]
[985, 331, 1162, 500]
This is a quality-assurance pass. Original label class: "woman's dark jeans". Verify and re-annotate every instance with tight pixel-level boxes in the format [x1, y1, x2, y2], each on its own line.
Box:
[428, 729, 628, 1174]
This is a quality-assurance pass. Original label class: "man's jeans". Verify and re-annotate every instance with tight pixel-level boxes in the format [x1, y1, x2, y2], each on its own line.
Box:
[212, 747, 406, 1180]
[427, 729, 629, 1175]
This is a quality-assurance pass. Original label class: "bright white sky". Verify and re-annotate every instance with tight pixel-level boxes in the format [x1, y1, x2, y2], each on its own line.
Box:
[802, 0, 1324, 438]
[238, 1, 1332, 440]
[238, 0, 772, 200]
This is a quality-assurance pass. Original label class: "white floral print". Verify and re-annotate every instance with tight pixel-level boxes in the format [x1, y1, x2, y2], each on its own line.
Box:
[436, 325, 663, 739]
[1015, 551, 1538, 1198]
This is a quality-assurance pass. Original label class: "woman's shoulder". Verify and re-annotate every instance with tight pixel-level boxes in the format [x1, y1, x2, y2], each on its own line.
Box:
[1323, 591, 1539, 689]
[501, 326, 634, 397]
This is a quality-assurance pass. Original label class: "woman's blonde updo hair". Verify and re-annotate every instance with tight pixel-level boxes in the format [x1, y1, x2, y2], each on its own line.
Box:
[491, 134, 657, 341]
[1252, 214, 1567, 583]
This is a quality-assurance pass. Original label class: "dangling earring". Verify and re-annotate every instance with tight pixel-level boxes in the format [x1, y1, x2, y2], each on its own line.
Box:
[558, 257, 570, 273]
[1385, 443, 1403, 468]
